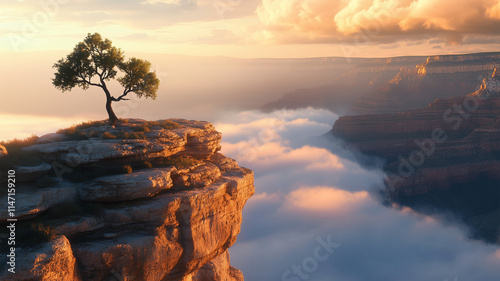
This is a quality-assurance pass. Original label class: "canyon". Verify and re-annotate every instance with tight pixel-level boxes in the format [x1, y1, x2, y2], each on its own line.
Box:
[0, 119, 254, 280]
[330, 71, 500, 243]
[264, 52, 500, 116]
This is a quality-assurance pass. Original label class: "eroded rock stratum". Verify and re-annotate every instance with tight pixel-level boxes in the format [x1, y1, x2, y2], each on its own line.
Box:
[0, 119, 254, 281]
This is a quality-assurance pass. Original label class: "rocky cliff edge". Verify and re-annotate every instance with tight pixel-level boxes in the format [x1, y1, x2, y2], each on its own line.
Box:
[0, 119, 254, 281]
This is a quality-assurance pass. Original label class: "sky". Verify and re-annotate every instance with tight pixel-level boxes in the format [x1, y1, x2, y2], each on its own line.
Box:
[2, 0, 500, 58]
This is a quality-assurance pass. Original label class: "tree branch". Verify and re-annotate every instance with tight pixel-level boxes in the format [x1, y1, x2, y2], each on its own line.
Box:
[111, 91, 130, 102]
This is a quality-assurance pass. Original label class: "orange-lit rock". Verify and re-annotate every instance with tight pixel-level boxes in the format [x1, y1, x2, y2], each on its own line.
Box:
[0, 119, 254, 281]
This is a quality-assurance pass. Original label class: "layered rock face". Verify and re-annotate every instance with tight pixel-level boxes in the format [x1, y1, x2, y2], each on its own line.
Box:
[0, 119, 254, 281]
[352, 53, 500, 114]
[331, 77, 500, 196]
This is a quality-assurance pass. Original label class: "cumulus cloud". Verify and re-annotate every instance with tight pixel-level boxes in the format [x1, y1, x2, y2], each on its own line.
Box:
[215, 108, 500, 281]
[256, 0, 500, 45]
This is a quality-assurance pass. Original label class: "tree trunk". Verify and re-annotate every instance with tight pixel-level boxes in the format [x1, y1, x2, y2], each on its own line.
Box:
[101, 79, 119, 126]
[106, 97, 119, 126]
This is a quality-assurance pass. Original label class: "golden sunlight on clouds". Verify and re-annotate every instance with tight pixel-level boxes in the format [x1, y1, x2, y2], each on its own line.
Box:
[285, 186, 369, 212]
[257, 0, 500, 45]
[487, 1, 500, 19]
[223, 141, 345, 170]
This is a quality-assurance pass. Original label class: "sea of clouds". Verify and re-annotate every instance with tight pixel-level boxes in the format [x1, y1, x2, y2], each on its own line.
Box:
[215, 108, 500, 281]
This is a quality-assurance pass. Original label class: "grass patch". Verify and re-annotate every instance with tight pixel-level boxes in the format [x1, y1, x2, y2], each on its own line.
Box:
[133, 120, 180, 132]
[59, 120, 179, 140]
[159, 120, 180, 130]
[0, 135, 43, 169]
[102, 131, 146, 140]
[161, 155, 201, 169]
[58, 120, 109, 140]
[1, 134, 39, 154]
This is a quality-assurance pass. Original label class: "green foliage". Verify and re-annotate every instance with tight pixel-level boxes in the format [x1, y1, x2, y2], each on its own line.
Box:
[53, 33, 124, 92]
[52, 33, 160, 123]
[118, 58, 160, 100]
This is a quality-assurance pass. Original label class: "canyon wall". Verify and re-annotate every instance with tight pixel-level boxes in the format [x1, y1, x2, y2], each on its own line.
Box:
[331, 77, 500, 197]
[0, 119, 254, 281]
[352, 53, 500, 114]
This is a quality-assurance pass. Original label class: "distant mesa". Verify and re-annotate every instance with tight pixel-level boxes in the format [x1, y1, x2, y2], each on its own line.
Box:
[263, 52, 500, 116]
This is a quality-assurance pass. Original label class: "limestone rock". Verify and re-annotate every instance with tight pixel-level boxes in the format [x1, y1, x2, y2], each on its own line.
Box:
[331, 94, 500, 197]
[36, 133, 69, 144]
[0, 119, 254, 281]
[208, 153, 240, 172]
[189, 250, 244, 281]
[0, 185, 78, 222]
[1, 236, 80, 281]
[23, 138, 185, 165]
[172, 162, 222, 189]
[23, 119, 221, 166]
[54, 217, 106, 237]
[15, 162, 52, 182]
[79, 168, 175, 202]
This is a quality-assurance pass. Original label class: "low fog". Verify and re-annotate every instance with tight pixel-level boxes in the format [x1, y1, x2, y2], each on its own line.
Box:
[2, 53, 499, 280]
[216, 108, 500, 281]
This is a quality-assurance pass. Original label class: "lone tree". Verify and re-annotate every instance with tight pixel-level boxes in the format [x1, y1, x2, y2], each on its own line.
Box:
[52, 33, 160, 125]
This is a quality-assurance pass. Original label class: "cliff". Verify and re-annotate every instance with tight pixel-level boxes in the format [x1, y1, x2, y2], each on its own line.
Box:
[352, 52, 500, 114]
[330, 76, 500, 196]
[0, 119, 254, 281]
[262, 52, 500, 115]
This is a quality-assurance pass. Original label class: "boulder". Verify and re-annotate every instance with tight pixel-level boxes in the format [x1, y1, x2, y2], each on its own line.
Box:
[78, 168, 176, 202]
[172, 162, 222, 189]
[1, 236, 79, 281]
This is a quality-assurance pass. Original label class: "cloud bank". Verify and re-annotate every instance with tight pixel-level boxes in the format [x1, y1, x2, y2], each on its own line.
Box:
[257, 0, 500, 45]
[216, 108, 500, 281]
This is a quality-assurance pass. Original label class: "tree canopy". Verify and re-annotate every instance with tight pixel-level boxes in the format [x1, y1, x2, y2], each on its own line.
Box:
[53, 33, 160, 125]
